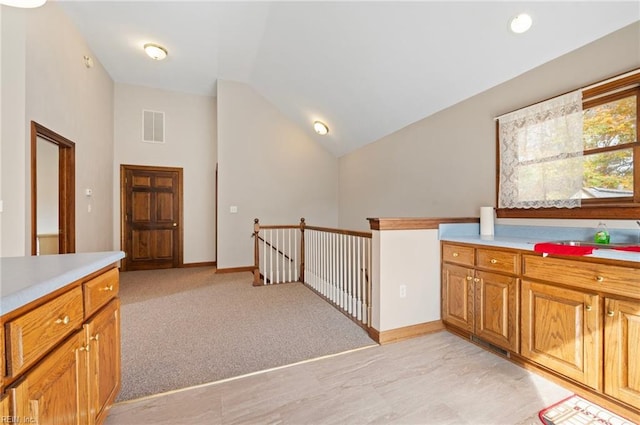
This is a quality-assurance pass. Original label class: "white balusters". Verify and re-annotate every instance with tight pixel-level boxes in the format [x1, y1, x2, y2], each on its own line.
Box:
[254, 219, 372, 327]
[301, 228, 371, 327]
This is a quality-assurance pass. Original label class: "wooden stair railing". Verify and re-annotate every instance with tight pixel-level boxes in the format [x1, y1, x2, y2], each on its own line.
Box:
[253, 218, 304, 286]
[252, 218, 372, 328]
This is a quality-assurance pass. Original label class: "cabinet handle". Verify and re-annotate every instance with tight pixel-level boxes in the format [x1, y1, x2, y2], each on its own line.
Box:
[452, 252, 459, 257]
[466, 276, 473, 281]
[90, 333, 100, 342]
[474, 277, 480, 283]
[55, 315, 70, 325]
[607, 310, 615, 317]
[101, 285, 114, 291]
[80, 344, 91, 352]
[490, 259, 498, 264]
[585, 305, 592, 311]
[595, 276, 604, 283]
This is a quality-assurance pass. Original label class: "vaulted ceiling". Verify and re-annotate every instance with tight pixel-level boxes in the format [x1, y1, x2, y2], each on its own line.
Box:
[58, 1, 640, 156]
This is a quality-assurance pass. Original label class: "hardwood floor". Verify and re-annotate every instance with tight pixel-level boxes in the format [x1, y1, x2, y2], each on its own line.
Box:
[105, 331, 571, 425]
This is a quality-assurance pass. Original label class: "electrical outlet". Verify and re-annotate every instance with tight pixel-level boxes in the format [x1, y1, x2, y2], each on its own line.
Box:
[399, 284, 407, 298]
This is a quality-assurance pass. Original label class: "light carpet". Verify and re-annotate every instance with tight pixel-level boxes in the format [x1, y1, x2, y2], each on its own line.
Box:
[117, 267, 376, 401]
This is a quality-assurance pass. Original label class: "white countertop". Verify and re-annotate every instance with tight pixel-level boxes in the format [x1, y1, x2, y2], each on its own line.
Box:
[439, 223, 640, 264]
[0, 251, 125, 316]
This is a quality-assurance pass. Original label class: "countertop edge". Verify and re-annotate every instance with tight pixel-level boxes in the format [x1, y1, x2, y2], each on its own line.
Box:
[1, 251, 125, 317]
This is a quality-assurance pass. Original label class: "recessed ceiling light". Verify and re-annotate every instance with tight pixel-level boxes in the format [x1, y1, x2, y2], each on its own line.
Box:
[144, 43, 168, 61]
[313, 121, 329, 135]
[510, 13, 533, 34]
[0, 0, 46, 7]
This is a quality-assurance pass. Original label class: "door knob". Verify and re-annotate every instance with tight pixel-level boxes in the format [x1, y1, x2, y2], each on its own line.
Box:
[172, 223, 177, 227]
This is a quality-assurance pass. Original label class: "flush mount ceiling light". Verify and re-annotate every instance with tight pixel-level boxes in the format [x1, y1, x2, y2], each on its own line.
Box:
[510, 13, 533, 34]
[313, 121, 329, 135]
[144, 43, 168, 61]
[0, 0, 46, 7]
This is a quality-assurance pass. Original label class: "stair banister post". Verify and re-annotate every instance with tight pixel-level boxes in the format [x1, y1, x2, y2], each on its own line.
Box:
[253, 218, 262, 286]
[299, 217, 306, 283]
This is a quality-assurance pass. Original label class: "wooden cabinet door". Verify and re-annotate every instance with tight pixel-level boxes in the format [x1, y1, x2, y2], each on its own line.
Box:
[442, 264, 474, 331]
[474, 271, 519, 352]
[604, 298, 640, 409]
[521, 280, 601, 390]
[85, 299, 121, 425]
[11, 330, 88, 425]
[0, 392, 11, 419]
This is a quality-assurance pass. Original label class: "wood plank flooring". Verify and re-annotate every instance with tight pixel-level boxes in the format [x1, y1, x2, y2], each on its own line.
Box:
[105, 331, 572, 425]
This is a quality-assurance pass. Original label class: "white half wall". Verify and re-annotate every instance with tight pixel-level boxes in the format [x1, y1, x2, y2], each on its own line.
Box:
[371, 229, 441, 332]
[113, 83, 217, 264]
[216, 80, 339, 269]
[338, 22, 640, 231]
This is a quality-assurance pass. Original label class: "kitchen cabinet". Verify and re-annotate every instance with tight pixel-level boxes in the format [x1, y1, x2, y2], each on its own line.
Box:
[11, 330, 89, 424]
[441, 241, 640, 420]
[5, 286, 84, 378]
[85, 298, 121, 425]
[441, 243, 519, 352]
[521, 280, 601, 389]
[0, 393, 10, 418]
[1, 258, 122, 425]
[522, 253, 640, 404]
[604, 298, 640, 409]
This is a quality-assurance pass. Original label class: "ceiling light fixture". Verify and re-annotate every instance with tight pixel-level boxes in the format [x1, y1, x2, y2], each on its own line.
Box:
[0, 0, 46, 7]
[510, 13, 533, 34]
[144, 43, 168, 61]
[313, 121, 329, 135]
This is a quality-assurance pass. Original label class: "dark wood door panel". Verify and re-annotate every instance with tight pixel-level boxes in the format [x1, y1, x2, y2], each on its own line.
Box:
[121, 165, 183, 271]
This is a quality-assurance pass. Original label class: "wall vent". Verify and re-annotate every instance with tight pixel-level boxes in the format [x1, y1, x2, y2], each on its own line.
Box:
[142, 110, 165, 143]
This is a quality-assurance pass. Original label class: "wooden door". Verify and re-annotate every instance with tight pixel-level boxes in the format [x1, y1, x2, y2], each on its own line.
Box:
[442, 264, 474, 331]
[121, 165, 183, 271]
[521, 280, 601, 390]
[604, 297, 640, 409]
[85, 299, 121, 425]
[11, 330, 88, 425]
[474, 271, 519, 352]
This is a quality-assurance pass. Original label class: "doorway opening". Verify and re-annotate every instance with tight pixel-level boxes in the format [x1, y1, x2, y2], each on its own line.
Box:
[30, 121, 75, 255]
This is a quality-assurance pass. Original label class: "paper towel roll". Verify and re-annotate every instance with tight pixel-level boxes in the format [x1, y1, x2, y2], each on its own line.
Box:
[480, 206, 494, 236]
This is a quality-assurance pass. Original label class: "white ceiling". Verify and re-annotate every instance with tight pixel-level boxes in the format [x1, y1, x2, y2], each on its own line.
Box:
[57, 1, 640, 157]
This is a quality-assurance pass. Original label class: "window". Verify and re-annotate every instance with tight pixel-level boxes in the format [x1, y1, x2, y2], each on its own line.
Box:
[497, 70, 640, 219]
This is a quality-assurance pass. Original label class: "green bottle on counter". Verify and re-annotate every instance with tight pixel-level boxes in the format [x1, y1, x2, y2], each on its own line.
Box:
[594, 222, 610, 244]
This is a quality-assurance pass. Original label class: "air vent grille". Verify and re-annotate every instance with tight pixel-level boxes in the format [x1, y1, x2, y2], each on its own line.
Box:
[142, 110, 165, 143]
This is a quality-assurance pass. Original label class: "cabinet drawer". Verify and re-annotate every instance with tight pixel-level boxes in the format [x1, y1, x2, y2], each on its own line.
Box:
[523, 255, 640, 299]
[442, 243, 474, 266]
[477, 248, 519, 275]
[5, 286, 83, 377]
[84, 268, 119, 318]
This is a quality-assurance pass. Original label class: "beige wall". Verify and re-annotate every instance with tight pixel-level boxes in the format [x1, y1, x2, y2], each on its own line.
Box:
[1, 3, 114, 256]
[217, 80, 339, 269]
[113, 83, 217, 264]
[339, 22, 640, 231]
[1, 6, 27, 257]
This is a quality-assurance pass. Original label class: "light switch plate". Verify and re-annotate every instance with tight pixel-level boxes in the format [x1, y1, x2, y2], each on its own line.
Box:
[230, 206, 238, 213]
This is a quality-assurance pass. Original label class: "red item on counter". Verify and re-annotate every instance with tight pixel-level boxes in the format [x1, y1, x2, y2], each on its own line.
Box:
[533, 243, 594, 256]
[613, 246, 640, 252]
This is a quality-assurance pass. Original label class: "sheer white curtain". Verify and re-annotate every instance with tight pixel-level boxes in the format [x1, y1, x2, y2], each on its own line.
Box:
[498, 90, 583, 209]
